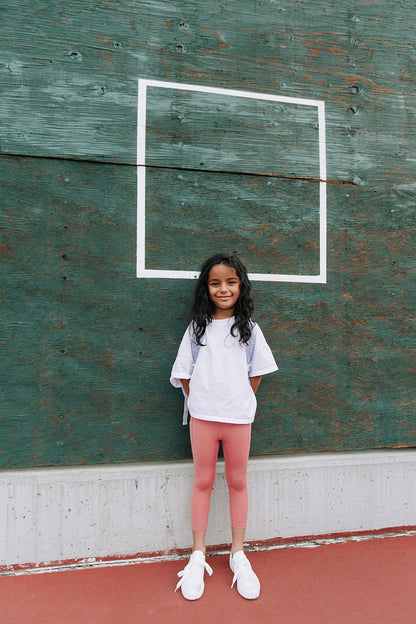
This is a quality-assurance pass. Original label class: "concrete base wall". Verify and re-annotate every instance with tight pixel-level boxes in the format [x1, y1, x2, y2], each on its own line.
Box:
[1, 450, 416, 568]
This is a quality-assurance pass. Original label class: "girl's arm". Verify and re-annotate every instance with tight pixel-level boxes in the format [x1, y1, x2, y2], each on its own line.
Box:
[250, 375, 262, 393]
[180, 379, 190, 396]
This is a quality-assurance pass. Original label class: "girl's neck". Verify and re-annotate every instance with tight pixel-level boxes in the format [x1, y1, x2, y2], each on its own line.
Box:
[212, 309, 235, 320]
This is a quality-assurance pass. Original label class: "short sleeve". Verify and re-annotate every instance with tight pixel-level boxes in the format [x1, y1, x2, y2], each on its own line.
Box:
[170, 325, 194, 388]
[249, 324, 278, 377]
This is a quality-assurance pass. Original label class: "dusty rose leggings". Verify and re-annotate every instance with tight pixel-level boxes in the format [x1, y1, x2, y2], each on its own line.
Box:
[190, 418, 252, 531]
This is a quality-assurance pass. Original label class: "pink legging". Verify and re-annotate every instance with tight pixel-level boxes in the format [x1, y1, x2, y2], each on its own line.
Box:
[190, 418, 252, 531]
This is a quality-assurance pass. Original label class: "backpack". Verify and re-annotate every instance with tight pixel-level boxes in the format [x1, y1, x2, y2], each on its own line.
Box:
[181, 321, 257, 425]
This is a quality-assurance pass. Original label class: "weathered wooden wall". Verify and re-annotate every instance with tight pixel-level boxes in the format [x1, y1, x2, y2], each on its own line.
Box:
[1, 0, 415, 468]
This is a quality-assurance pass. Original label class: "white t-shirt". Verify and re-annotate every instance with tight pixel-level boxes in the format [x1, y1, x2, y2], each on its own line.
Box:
[170, 317, 278, 424]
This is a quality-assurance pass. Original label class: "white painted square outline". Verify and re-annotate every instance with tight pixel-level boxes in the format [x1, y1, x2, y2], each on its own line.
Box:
[137, 78, 327, 283]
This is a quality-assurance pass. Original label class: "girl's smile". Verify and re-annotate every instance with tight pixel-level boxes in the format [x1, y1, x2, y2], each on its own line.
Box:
[208, 263, 241, 319]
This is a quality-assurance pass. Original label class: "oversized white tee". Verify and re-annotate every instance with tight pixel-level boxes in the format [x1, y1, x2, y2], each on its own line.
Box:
[170, 317, 278, 424]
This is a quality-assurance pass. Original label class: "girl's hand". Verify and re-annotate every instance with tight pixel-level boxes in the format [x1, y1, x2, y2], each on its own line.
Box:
[250, 376, 262, 393]
[180, 379, 190, 396]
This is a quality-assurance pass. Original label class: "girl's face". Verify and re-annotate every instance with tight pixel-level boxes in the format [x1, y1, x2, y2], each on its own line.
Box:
[208, 263, 241, 319]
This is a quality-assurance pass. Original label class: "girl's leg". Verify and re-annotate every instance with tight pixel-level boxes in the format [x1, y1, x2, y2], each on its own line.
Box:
[231, 527, 246, 556]
[222, 424, 260, 600]
[221, 423, 252, 554]
[189, 418, 220, 552]
[192, 529, 207, 555]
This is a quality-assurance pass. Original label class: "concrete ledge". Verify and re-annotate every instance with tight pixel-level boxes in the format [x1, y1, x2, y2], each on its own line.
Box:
[1, 449, 416, 567]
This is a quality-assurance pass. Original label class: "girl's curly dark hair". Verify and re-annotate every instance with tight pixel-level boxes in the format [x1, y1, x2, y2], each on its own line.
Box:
[190, 253, 254, 346]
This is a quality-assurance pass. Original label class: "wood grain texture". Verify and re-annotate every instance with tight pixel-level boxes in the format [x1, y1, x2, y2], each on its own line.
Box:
[0, 0, 415, 468]
[0, 0, 414, 183]
[145, 86, 322, 178]
[145, 169, 321, 275]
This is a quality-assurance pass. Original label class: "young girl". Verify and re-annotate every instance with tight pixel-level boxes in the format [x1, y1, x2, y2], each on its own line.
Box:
[170, 253, 278, 601]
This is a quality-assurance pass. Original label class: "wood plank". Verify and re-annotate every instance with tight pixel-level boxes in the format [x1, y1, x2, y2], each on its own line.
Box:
[1, 154, 415, 467]
[0, 0, 414, 185]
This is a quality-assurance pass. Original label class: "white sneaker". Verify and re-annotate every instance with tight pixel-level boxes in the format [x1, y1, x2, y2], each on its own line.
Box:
[230, 551, 260, 599]
[175, 550, 213, 600]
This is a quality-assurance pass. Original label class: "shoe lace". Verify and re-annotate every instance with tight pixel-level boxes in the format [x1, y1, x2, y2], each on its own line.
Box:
[175, 556, 213, 592]
[231, 556, 252, 589]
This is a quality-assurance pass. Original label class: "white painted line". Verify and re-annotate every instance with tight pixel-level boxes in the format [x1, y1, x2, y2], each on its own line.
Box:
[249, 272, 326, 284]
[319, 180, 327, 283]
[136, 166, 146, 277]
[3, 530, 416, 577]
[137, 79, 147, 166]
[137, 79, 327, 283]
[137, 79, 148, 277]
[136, 269, 199, 280]
[317, 101, 327, 284]
[141, 78, 324, 108]
[135, 269, 326, 283]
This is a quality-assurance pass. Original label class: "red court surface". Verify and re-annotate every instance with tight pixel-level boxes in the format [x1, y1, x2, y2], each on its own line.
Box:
[1, 534, 416, 624]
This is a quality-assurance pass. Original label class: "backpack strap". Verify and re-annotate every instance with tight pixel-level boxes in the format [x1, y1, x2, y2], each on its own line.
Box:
[181, 388, 190, 426]
[245, 321, 257, 374]
[191, 338, 201, 363]
[183, 328, 201, 425]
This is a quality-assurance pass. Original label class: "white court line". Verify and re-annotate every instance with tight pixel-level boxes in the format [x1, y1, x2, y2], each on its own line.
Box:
[137, 79, 327, 283]
[3, 530, 415, 576]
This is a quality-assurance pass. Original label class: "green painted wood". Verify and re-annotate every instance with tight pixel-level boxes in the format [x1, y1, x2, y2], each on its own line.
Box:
[145, 86, 322, 178]
[1, 154, 414, 467]
[0, 0, 414, 185]
[0, 155, 193, 466]
[145, 169, 321, 275]
[1, 0, 415, 468]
